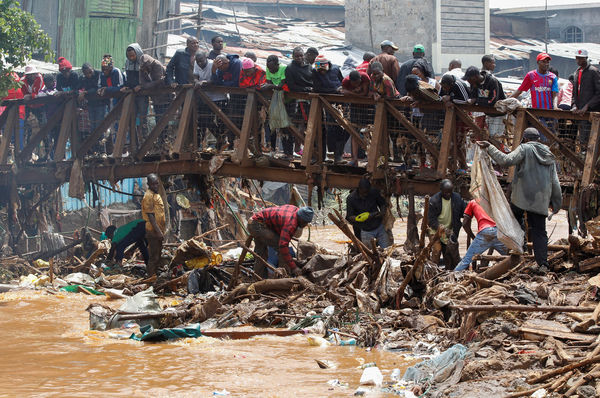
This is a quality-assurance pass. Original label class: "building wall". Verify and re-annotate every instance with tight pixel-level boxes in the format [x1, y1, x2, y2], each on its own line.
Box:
[346, 0, 488, 73]
[548, 8, 600, 44]
[20, 0, 61, 53]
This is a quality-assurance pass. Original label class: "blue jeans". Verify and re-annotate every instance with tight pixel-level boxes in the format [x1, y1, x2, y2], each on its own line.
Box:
[455, 227, 508, 271]
[360, 223, 390, 249]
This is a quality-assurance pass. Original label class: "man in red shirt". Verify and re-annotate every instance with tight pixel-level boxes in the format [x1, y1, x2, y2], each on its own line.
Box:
[356, 52, 375, 74]
[454, 199, 508, 271]
[247, 205, 314, 278]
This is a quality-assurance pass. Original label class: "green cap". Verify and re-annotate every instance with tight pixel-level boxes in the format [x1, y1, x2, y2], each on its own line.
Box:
[413, 44, 425, 53]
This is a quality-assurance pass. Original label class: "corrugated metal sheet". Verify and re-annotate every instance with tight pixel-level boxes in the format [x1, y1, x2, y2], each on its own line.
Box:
[88, 0, 135, 15]
[61, 178, 143, 211]
[75, 17, 138, 70]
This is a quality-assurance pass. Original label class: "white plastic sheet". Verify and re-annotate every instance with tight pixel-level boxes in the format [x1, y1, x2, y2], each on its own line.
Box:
[470, 147, 524, 253]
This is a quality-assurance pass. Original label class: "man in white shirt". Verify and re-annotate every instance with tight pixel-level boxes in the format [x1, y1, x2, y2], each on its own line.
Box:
[194, 50, 228, 149]
[443, 59, 469, 88]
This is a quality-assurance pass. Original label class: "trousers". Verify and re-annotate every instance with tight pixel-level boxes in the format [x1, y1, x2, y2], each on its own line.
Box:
[511, 204, 548, 267]
[455, 227, 508, 271]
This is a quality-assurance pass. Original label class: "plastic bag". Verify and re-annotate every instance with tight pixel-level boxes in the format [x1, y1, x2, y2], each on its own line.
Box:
[470, 147, 524, 253]
[268, 90, 290, 130]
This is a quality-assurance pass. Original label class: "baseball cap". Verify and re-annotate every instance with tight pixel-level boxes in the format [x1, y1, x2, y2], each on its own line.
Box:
[462, 66, 480, 80]
[380, 40, 399, 51]
[576, 49, 589, 58]
[536, 52, 552, 62]
[413, 44, 425, 53]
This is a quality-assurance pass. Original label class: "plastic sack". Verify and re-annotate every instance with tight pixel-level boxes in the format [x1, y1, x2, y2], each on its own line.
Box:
[470, 147, 524, 253]
[268, 90, 290, 130]
[403, 343, 467, 384]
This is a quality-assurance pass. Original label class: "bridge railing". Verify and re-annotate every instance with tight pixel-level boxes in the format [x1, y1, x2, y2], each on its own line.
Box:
[0, 86, 598, 187]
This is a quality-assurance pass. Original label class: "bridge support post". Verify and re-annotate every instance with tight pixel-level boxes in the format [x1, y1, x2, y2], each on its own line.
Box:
[582, 112, 600, 186]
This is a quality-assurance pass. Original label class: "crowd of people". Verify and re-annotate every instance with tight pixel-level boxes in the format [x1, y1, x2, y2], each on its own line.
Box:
[3, 35, 599, 164]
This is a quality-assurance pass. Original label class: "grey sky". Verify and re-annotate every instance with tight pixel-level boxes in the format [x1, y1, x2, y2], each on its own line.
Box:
[490, 0, 599, 8]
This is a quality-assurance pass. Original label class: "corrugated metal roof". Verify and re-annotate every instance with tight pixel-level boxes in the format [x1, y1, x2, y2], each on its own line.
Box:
[491, 36, 600, 62]
[493, 2, 600, 15]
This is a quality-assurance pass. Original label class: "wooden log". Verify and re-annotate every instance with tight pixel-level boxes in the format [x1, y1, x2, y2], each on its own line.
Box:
[419, 195, 430, 250]
[477, 254, 521, 280]
[582, 113, 600, 186]
[563, 336, 600, 396]
[227, 235, 253, 290]
[579, 256, 600, 272]
[328, 210, 375, 269]
[449, 304, 596, 313]
[367, 101, 387, 174]
[468, 275, 511, 289]
[395, 227, 442, 308]
[437, 106, 455, 176]
[527, 354, 600, 385]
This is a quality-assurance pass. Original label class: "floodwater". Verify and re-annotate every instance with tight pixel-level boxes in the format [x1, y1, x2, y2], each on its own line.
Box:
[0, 291, 415, 397]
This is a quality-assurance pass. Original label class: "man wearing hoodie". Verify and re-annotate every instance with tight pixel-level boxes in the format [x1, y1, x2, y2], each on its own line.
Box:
[122, 43, 149, 139]
[138, 52, 170, 119]
[312, 54, 346, 163]
[477, 128, 562, 269]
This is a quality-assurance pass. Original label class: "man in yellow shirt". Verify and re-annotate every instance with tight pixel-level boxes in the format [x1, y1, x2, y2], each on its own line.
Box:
[141, 174, 165, 276]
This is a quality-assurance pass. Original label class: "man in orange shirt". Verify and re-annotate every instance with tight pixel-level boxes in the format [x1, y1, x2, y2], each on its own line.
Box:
[454, 199, 508, 271]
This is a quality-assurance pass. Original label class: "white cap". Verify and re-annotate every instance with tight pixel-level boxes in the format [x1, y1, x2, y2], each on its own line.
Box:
[576, 49, 589, 58]
[24, 65, 39, 75]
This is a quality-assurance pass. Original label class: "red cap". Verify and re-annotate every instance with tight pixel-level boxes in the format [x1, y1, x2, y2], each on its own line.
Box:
[536, 53, 551, 62]
[58, 57, 72, 71]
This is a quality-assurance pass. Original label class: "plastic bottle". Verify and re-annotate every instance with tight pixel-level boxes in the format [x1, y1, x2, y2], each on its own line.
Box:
[391, 368, 401, 381]
[360, 362, 377, 369]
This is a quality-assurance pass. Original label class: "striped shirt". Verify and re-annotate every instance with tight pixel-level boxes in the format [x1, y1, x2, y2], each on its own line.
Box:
[518, 70, 558, 109]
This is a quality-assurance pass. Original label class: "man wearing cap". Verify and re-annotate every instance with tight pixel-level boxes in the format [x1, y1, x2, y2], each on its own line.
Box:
[346, 178, 389, 249]
[477, 128, 562, 270]
[371, 40, 401, 86]
[398, 44, 435, 96]
[463, 66, 505, 107]
[21, 65, 45, 101]
[572, 49, 600, 144]
[247, 205, 314, 278]
[511, 52, 558, 111]
[56, 57, 79, 93]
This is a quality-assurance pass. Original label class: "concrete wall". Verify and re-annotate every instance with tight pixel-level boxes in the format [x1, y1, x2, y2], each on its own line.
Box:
[548, 8, 600, 43]
[20, 0, 60, 53]
[206, 3, 344, 22]
[345, 0, 436, 62]
[346, 0, 488, 74]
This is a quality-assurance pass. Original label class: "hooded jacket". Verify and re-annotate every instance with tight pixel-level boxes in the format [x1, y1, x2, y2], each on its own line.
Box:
[487, 142, 562, 216]
[285, 60, 313, 92]
[139, 54, 169, 105]
[124, 43, 144, 88]
[312, 63, 343, 94]
[211, 54, 241, 87]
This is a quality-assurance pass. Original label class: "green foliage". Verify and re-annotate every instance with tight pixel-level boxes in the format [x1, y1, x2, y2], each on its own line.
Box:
[0, 0, 53, 97]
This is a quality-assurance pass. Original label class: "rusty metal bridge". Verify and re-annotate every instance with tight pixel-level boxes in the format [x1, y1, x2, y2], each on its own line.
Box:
[0, 86, 598, 204]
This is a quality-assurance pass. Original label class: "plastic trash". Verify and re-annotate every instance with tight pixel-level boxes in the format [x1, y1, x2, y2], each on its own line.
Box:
[64, 272, 95, 286]
[531, 389, 548, 398]
[33, 259, 49, 268]
[326, 379, 349, 388]
[269, 90, 291, 130]
[359, 366, 383, 386]
[19, 274, 50, 287]
[360, 362, 377, 369]
[403, 343, 468, 384]
[185, 252, 224, 269]
[339, 338, 356, 346]
[307, 335, 331, 347]
[391, 368, 401, 381]
[322, 305, 335, 316]
[212, 390, 230, 396]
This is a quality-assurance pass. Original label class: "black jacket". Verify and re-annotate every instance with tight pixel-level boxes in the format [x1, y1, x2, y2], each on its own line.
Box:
[285, 60, 313, 92]
[346, 188, 387, 232]
[428, 191, 467, 239]
[78, 70, 105, 107]
[572, 63, 600, 111]
[440, 79, 470, 103]
[57, 72, 79, 92]
[397, 57, 435, 95]
[312, 64, 343, 94]
[469, 71, 506, 107]
[165, 48, 194, 85]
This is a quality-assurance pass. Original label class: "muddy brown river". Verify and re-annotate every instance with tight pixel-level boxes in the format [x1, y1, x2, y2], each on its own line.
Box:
[0, 291, 414, 396]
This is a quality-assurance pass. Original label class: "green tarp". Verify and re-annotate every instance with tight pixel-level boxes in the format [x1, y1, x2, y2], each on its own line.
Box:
[130, 324, 202, 342]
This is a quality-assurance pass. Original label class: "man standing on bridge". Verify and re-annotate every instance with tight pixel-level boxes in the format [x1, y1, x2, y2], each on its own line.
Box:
[142, 174, 166, 276]
[477, 127, 562, 270]
[247, 205, 314, 278]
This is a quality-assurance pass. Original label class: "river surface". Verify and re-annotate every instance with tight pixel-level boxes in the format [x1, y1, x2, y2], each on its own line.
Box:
[0, 291, 415, 397]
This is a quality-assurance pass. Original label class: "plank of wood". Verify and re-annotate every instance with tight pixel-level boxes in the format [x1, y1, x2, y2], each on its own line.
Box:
[53, 99, 76, 161]
[0, 105, 17, 164]
[437, 106, 455, 176]
[172, 88, 195, 154]
[450, 304, 595, 313]
[579, 256, 600, 272]
[134, 89, 187, 160]
[196, 89, 241, 137]
[386, 103, 439, 160]
[320, 96, 367, 150]
[300, 95, 322, 167]
[232, 92, 256, 164]
[18, 100, 67, 163]
[77, 98, 124, 158]
[525, 110, 584, 168]
[582, 113, 600, 186]
[367, 101, 387, 173]
[112, 93, 135, 158]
